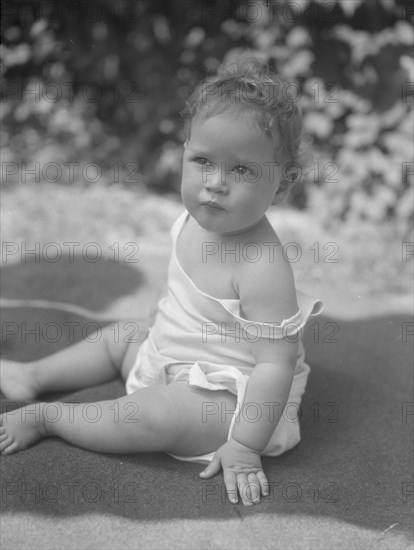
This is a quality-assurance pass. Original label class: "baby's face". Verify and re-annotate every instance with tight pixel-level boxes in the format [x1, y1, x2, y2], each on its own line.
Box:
[181, 110, 283, 236]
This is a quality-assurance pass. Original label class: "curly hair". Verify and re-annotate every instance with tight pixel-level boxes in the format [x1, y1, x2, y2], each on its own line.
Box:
[181, 57, 312, 174]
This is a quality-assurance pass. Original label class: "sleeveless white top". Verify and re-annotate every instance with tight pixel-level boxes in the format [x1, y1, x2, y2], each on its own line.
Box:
[125, 209, 324, 461]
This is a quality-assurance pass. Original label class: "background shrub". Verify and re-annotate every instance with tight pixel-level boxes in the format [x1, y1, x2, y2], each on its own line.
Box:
[1, 0, 413, 238]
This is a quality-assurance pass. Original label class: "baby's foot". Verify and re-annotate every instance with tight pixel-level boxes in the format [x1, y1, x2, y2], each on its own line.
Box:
[0, 359, 39, 401]
[0, 404, 48, 454]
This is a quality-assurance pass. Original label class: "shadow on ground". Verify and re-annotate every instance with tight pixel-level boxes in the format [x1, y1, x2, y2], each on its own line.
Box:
[0, 257, 413, 542]
[0, 255, 144, 312]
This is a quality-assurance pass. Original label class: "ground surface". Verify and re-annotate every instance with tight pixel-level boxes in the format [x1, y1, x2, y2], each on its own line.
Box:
[1, 186, 413, 549]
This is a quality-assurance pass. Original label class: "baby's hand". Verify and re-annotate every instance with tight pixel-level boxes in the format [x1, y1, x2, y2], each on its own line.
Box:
[199, 438, 269, 506]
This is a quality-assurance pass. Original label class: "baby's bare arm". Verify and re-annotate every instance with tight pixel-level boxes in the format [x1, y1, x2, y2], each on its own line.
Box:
[231, 354, 296, 452]
[231, 240, 299, 450]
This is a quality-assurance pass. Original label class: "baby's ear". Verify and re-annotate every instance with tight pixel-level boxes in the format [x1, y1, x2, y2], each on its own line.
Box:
[272, 164, 299, 205]
[272, 179, 293, 205]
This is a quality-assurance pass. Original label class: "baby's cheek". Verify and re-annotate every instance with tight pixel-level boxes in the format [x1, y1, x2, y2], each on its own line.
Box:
[181, 183, 197, 208]
[183, 165, 197, 185]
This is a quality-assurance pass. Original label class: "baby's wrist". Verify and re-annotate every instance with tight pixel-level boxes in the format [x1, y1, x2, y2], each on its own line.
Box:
[229, 436, 263, 454]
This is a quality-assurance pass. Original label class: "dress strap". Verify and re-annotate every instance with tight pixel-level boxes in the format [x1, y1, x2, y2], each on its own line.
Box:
[168, 209, 324, 339]
[170, 209, 188, 242]
[217, 288, 324, 340]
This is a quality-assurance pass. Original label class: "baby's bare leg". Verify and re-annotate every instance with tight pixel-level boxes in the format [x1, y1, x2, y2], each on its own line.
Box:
[0, 382, 236, 456]
[0, 321, 147, 401]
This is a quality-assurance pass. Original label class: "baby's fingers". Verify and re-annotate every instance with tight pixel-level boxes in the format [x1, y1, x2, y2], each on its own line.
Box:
[256, 470, 269, 497]
[236, 473, 252, 506]
[223, 470, 268, 505]
[223, 470, 239, 504]
[247, 472, 261, 503]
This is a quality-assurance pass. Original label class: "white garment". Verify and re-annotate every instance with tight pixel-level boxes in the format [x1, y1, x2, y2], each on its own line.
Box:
[126, 209, 324, 463]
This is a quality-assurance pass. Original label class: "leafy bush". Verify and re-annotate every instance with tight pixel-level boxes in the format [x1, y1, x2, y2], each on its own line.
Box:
[1, 0, 413, 238]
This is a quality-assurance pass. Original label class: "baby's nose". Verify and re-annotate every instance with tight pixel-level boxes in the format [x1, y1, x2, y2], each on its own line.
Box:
[205, 179, 225, 193]
[204, 163, 228, 193]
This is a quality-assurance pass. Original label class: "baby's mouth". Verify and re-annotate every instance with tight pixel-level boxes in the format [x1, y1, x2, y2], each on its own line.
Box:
[202, 201, 226, 211]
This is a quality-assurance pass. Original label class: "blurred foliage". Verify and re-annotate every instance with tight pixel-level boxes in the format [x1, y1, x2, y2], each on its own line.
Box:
[1, 0, 413, 237]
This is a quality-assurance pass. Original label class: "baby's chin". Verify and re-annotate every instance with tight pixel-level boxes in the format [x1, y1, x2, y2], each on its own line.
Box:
[194, 211, 261, 237]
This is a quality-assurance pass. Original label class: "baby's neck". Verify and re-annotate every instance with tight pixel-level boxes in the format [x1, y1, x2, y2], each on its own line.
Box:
[195, 216, 269, 241]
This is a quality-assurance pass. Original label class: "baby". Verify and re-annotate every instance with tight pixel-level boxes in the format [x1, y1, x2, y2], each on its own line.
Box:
[0, 58, 323, 506]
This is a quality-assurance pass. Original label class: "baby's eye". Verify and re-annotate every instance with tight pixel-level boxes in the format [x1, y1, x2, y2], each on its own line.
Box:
[193, 157, 209, 165]
[233, 164, 249, 176]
